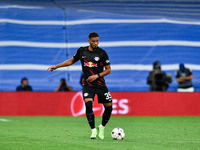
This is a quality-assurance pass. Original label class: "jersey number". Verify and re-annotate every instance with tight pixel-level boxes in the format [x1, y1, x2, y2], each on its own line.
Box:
[104, 92, 112, 100]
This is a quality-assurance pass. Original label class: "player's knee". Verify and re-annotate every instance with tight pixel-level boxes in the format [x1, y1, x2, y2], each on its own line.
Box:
[104, 105, 112, 115]
[84, 98, 93, 103]
[85, 101, 93, 114]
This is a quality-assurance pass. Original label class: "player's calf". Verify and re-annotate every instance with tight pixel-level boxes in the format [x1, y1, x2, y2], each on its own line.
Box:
[102, 105, 112, 126]
[85, 101, 95, 129]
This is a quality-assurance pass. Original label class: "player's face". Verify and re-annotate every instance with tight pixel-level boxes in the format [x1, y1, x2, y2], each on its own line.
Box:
[89, 37, 99, 49]
[22, 80, 28, 86]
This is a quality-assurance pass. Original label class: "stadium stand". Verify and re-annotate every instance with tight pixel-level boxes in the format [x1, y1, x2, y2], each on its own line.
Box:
[0, 0, 200, 91]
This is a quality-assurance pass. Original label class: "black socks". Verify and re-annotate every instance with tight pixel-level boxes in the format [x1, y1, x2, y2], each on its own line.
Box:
[102, 106, 112, 126]
[85, 101, 95, 129]
[85, 101, 113, 129]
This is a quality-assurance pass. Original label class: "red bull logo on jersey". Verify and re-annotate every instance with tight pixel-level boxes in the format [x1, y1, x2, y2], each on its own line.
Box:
[84, 62, 97, 67]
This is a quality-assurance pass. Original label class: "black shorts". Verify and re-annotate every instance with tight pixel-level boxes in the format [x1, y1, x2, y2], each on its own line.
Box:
[82, 86, 112, 103]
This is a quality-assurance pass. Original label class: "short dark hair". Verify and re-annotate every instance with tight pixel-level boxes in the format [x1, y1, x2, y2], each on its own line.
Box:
[21, 77, 28, 83]
[153, 61, 161, 69]
[60, 78, 66, 82]
[60, 78, 67, 86]
[88, 32, 99, 39]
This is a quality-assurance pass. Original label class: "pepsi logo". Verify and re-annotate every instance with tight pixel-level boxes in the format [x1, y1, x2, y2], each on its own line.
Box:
[70, 92, 104, 117]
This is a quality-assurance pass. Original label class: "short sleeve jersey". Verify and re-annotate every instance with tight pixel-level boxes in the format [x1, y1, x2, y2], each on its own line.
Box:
[176, 68, 193, 88]
[73, 46, 110, 87]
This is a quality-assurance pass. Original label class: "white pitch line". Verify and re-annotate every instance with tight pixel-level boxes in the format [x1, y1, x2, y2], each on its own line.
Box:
[0, 118, 10, 122]
[78, 140, 200, 143]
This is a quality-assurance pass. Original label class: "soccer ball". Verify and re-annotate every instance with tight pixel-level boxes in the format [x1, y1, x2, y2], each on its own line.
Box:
[111, 127, 125, 140]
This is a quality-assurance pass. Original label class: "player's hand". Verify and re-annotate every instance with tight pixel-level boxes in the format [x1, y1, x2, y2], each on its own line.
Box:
[178, 77, 187, 82]
[86, 74, 98, 82]
[47, 66, 57, 71]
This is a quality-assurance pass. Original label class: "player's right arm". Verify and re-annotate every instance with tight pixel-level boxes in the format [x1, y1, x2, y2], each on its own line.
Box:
[177, 74, 193, 83]
[47, 57, 76, 71]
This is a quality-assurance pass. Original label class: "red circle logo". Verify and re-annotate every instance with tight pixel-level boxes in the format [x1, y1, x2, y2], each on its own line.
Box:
[70, 92, 104, 116]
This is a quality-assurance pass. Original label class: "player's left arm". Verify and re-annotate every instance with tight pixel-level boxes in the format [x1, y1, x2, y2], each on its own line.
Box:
[181, 74, 193, 82]
[86, 65, 111, 82]
[100, 64, 111, 77]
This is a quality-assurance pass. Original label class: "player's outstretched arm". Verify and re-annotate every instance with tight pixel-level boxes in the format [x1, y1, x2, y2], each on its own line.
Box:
[47, 57, 76, 71]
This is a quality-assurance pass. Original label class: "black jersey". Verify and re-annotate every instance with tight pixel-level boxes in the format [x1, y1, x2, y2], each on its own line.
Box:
[73, 46, 110, 87]
[176, 68, 193, 88]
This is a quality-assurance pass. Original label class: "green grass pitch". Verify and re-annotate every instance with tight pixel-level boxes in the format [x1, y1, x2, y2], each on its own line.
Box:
[0, 116, 200, 150]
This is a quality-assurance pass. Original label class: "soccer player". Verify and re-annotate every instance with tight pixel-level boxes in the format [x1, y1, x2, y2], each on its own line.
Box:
[47, 32, 113, 140]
